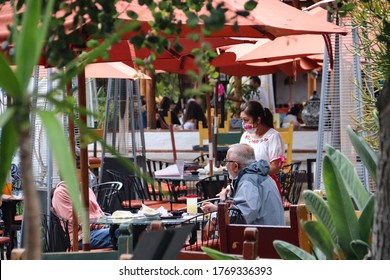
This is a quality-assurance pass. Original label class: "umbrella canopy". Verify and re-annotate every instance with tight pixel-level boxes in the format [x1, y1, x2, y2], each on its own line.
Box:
[236, 34, 325, 63]
[97, 38, 251, 74]
[213, 51, 322, 77]
[85, 62, 151, 79]
[116, 0, 348, 39]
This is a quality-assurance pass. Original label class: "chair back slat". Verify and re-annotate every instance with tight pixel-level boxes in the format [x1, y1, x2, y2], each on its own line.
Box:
[276, 121, 294, 166]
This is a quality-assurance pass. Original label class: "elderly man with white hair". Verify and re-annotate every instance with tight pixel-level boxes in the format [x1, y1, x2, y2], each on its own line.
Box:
[202, 143, 285, 225]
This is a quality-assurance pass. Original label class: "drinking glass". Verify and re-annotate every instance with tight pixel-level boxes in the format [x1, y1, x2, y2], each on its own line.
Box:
[176, 159, 185, 178]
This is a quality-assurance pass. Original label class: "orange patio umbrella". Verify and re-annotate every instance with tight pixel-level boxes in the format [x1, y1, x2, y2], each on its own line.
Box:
[116, 0, 347, 40]
[85, 62, 151, 79]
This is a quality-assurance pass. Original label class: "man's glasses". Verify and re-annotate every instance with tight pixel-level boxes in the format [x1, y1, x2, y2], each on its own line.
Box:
[223, 159, 236, 165]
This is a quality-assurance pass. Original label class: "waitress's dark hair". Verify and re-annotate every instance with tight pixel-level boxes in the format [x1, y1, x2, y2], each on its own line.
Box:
[241, 100, 274, 128]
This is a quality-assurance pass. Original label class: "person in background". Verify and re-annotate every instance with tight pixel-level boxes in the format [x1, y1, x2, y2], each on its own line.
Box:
[182, 99, 208, 130]
[243, 76, 270, 111]
[202, 143, 285, 225]
[51, 170, 115, 249]
[281, 104, 303, 129]
[239, 101, 284, 196]
[156, 96, 181, 129]
[227, 76, 271, 115]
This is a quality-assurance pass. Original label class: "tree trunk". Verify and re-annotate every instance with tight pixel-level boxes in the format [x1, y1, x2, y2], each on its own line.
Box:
[373, 79, 390, 259]
[19, 126, 42, 259]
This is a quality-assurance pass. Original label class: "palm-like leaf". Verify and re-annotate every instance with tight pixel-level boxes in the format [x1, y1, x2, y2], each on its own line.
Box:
[325, 144, 371, 211]
[0, 56, 22, 97]
[350, 240, 371, 259]
[347, 126, 378, 182]
[201, 246, 240, 260]
[323, 155, 360, 259]
[15, 0, 54, 93]
[273, 240, 316, 260]
[0, 119, 18, 192]
[359, 195, 374, 243]
[302, 190, 337, 243]
[38, 111, 86, 225]
[302, 221, 336, 259]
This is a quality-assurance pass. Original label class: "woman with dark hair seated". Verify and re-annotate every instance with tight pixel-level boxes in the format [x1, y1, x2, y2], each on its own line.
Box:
[281, 104, 303, 129]
[182, 100, 207, 130]
[156, 96, 181, 129]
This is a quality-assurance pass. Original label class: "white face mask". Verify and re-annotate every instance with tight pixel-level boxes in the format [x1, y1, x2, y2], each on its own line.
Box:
[242, 123, 256, 134]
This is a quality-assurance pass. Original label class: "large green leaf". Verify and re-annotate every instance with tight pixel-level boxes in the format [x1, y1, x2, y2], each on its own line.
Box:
[323, 155, 360, 259]
[0, 108, 16, 129]
[37, 111, 87, 227]
[0, 118, 18, 193]
[350, 240, 371, 259]
[325, 144, 371, 211]
[359, 195, 374, 243]
[15, 0, 41, 93]
[302, 190, 337, 243]
[273, 240, 316, 260]
[302, 221, 336, 259]
[15, 0, 54, 94]
[0, 56, 21, 97]
[201, 246, 240, 260]
[347, 126, 378, 182]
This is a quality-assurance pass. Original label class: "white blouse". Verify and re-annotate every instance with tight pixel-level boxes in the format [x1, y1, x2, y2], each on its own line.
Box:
[240, 128, 285, 163]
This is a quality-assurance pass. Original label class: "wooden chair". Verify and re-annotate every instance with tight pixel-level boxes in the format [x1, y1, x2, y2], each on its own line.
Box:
[276, 120, 294, 166]
[198, 121, 236, 147]
[163, 111, 172, 126]
[178, 227, 258, 260]
[273, 113, 280, 128]
[217, 202, 310, 258]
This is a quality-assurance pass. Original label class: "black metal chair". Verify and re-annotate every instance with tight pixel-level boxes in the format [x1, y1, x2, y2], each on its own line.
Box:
[192, 153, 209, 164]
[106, 169, 168, 211]
[277, 161, 302, 202]
[285, 170, 306, 205]
[180, 207, 244, 252]
[41, 209, 71, 253]
[195, 173, 229, 200]
[145, 159, 172, 200]
[92, 181, 123, 215]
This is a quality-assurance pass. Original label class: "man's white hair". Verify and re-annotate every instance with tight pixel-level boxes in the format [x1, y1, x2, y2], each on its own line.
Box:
[228, 143, 256, 167]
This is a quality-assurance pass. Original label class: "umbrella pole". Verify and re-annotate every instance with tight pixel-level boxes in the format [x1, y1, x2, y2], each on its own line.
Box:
[206, 92, 213, 175]
[169, 125, 177, 162]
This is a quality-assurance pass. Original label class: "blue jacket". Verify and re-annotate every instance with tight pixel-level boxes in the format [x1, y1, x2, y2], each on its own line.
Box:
[232, 160, 285, 225]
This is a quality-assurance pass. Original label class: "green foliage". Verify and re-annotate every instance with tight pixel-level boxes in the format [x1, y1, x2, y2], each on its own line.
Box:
[274, 129, 375, 260]
[347, 126, 378, 182]
[201, 246, 240, 260]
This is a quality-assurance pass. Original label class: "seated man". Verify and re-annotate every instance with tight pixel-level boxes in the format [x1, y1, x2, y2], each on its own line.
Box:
[202, 143, 285, 226]
[52, 174, 114, 250]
